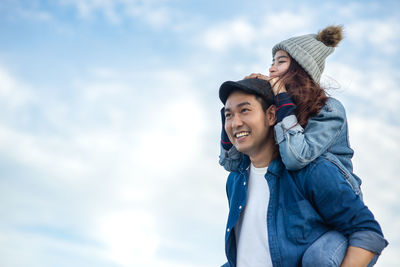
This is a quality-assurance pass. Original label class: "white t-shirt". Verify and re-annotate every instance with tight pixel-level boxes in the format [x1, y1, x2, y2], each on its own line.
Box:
[235, 163, 272, 267]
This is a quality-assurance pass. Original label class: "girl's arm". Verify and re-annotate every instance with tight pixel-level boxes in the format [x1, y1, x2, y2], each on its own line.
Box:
[274, 94, 347, 170]
[219, 108, 242, 172]
[219, 145, 242, 172]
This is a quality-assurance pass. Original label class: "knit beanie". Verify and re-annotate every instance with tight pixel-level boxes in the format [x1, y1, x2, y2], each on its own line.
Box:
[272, 25, 343, 83]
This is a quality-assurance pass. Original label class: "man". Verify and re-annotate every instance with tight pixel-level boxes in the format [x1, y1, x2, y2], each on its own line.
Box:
[219, 78, 387, 267]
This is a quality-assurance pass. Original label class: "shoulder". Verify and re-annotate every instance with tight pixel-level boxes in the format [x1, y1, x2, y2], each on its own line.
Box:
[308, 157, 341, 171]
[323, 97, 346, 115]
[312, 97, 347, 123]
[298, 157, 347, 189]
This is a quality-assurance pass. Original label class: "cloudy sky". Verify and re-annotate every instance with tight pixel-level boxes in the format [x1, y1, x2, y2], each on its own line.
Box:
[0, 0, 399, 266]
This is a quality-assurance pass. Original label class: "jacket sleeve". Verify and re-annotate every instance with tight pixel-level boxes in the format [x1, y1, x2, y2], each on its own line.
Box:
[274, 97, 347, 170]
[304, 160, 388, 254]
[219, 145, 242, 172]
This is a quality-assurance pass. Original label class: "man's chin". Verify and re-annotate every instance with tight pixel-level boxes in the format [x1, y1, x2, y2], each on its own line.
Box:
[235, 144, 249, 154]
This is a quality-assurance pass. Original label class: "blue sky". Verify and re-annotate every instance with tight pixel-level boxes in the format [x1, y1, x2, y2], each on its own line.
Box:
[0, 0, 399, 266]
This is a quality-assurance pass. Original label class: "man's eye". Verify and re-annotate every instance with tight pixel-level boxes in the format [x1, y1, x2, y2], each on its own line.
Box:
[241, 108, 249, 113]
[225, 113, 232, 118]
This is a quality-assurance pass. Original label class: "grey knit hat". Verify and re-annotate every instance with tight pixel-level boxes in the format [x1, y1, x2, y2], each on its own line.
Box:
[272, 25, 343, 83]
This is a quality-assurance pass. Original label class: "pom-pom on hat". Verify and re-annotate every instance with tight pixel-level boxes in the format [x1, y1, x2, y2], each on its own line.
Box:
[272, 25, 343, 83]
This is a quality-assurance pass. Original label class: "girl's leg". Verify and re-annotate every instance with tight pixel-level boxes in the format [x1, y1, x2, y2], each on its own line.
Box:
[302, 230, 379, 266]
[302, 230, 347, 267]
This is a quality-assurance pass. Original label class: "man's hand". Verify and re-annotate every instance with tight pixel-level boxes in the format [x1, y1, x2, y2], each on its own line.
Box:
[340, 246, 376, 267]
[243, 73, 287, 96]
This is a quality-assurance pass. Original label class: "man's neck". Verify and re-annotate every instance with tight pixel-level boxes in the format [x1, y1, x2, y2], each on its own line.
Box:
[248, 140, 278, 168]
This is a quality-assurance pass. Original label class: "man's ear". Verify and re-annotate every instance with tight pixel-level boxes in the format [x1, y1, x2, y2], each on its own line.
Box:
[265, 105, 277, 126]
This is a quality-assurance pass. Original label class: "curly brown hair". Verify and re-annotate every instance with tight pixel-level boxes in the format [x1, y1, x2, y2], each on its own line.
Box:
[278, 58, 328, 127]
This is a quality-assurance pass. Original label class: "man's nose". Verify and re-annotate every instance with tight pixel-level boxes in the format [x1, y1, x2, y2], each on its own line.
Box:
[231, 114, 243, 128]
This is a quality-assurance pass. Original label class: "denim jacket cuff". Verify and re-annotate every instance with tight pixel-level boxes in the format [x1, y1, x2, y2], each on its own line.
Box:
[274, 115, 304, 144]
[274, 122, 285, 144]
[281, 115, 301, 130]
[349, 231, 388, 255]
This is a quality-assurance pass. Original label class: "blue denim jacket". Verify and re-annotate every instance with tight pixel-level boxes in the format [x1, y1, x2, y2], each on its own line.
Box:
[223, 156, 387, 267]
[219, 97, 362, 195]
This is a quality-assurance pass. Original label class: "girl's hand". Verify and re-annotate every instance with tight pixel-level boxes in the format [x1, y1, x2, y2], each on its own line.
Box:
[243, 73, 269, 80]
[269, 76, 287, 96]
[244, 73, 287, 96]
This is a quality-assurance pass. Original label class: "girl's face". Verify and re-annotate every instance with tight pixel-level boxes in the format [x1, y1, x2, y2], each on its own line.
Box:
[269, 50, 291, 78]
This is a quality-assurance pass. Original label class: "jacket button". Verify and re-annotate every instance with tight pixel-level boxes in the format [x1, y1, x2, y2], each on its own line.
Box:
[239, 205, 242, 210]
[227, 228, 230, 232]
[243, 182, 246, 186]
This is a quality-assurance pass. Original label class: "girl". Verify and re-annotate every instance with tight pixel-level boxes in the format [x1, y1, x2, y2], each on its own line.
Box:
[219, 25, 362, 197]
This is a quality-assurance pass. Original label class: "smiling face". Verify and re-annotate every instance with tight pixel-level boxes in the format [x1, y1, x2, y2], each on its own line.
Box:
[269, 50, 291, 78]
[224, 91, 276, 160]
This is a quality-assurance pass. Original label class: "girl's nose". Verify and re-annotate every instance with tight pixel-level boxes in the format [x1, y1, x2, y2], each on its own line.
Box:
[269, 65, 276, 76]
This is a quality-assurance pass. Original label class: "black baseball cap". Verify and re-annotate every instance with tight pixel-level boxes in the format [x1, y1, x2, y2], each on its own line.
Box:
[219, 78, 274, 105]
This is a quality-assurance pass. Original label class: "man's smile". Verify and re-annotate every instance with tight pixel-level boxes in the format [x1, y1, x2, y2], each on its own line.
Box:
[234, 131, 251, 140]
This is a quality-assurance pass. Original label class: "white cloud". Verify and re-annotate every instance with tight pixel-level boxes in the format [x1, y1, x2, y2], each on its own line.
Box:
[347, 115, 400, 267]
[324, 62, 400, 117]
[0, 125, 92, 182]
[0, 66, 17, 95]
[0, 66, 34, 108]
[0, 0, 52, 22]
[0, 62, 224, 266]
[347, 19, 400, 54]
[199, 10, 313, 55]
[259, 10, 313, 38]
[95, 209, 159, 266]
[201, 18, 257, 51]
[0, 228, 113, 267]
[59, 0, 175, 27]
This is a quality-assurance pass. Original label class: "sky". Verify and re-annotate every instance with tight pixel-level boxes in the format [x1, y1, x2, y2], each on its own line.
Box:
[0, 0, 399, 266]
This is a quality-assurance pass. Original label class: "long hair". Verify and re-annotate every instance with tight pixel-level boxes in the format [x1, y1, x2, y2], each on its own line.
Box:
[279, 58, 328, 127]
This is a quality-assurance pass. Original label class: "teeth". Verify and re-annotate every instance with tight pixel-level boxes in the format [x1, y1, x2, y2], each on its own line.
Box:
[236, 132, 249, 138]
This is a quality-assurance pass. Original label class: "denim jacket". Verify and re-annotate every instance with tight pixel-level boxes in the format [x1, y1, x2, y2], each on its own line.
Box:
[223, 156, 387, 267]
[219, 97, 362, 195]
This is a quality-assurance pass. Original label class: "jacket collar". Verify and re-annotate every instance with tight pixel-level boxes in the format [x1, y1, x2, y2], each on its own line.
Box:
[238, 154, 285, 177]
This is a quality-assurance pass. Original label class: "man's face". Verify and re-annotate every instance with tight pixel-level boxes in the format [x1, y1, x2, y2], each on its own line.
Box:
[224, 91, 274, 157]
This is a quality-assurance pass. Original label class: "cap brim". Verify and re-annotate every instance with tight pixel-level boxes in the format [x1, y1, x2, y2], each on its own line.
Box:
[219, 81, 253, 104]
[219, 78, 273, 104]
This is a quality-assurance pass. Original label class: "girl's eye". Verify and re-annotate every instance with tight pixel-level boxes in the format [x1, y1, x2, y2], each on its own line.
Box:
[278, 61, 286, 64]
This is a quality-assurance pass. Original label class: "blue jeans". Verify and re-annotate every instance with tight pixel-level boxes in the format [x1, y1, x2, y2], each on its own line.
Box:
[221, 231, 378, 266]
[302, 231, 378, 267]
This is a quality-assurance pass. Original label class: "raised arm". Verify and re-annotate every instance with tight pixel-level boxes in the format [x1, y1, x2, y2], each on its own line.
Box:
[219, 107, 242, 172]
[274, 95, 348, 170]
